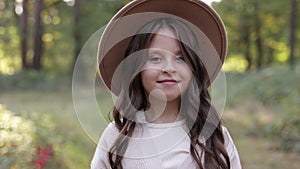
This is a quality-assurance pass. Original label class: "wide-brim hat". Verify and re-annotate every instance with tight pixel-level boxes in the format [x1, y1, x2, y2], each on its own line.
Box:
[98, 0, 227, 95]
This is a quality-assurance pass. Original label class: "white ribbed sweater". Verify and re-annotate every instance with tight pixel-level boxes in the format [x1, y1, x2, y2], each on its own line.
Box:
[91, 120, 242, 169]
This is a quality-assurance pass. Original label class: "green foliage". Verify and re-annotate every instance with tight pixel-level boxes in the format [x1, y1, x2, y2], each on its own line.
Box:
[0, 70, 97, 168]
[213, 0, 296, 70]
[0, 70, 71, 91]
[40, 1, 74, 75]
[0, 104, 66, 169]
[0, 25, 21, 75]
[227, 65, 299, 106]
[226, 64, 300, 152]
[0, 101, 92, 168]
[274, 113, 300, 152]
[0, 105, 35, 169]
[0, 0, 299, 74]
[0, 63, 299, 168]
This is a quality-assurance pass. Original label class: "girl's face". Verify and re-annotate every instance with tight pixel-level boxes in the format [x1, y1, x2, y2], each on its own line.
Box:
[141, 28, 192, 102]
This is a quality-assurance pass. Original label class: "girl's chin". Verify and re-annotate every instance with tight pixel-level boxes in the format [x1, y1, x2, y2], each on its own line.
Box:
[152, 94, 181, 102]
[145, 88, 182, 102]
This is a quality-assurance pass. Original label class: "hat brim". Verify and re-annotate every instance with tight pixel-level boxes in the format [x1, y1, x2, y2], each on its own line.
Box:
[98, 0, 227, 95]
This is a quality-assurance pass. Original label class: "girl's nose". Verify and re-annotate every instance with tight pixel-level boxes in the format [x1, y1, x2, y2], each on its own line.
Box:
[162, 60, 176, 74]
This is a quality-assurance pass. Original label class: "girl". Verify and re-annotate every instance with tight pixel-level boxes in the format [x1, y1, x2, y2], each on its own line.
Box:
[92, 1, 241, 169]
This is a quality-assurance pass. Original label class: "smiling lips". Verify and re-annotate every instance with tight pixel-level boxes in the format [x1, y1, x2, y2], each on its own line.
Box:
[157, 79, 179, 85]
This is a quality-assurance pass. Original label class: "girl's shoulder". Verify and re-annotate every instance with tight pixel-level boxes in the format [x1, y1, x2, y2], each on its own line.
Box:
[221, 125, 231, 136]
[221, 125, 240, 157]
[221, 125, 234, 147]
[220, 126, 242, 168]
[97, 122, 120, 150]
[91, 122, 120, 169]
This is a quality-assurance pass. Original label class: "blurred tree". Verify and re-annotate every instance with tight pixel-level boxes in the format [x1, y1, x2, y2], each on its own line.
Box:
[32, 0, 44, 70]
[70, 0, 131, 72]
[289, 0, 297, 69]
[213, 0, 292, 71]
[0, 0, 20, 74]
[73, 0, 82, 69]
[16, 0, 71, 73]
[18, 0, 29, 69]
[1, 0, 296, 75]
[253, 0, 264, 69]
[239, 16, 252, 70]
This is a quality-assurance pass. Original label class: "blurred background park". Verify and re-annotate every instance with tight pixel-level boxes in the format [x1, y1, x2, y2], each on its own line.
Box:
[0, 0, 299, 168]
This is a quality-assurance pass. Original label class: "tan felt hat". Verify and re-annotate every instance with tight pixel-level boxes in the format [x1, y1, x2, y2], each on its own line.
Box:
[98, 0, 227, 94]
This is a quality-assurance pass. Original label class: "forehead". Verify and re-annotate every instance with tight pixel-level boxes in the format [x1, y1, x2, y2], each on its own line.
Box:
[148, 28, 180, 53]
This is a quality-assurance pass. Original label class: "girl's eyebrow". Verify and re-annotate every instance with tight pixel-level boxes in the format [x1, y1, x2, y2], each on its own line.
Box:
[148, 48, 182, 55]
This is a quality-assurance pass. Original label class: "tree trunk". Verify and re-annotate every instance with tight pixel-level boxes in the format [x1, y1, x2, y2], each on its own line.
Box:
[245, 35, 252, 71]
[289, 0, 297, 69]
[266, 47, 274, 65]
[72, 0, 82, 72]
[19, 0, 29, 70]
[241, 20, 252, 71]
[32, 0, 44, 70]
[253, 1, 264, 70]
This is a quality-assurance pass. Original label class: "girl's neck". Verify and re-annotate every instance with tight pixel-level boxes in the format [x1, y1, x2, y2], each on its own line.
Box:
[145, 98, 181, 123]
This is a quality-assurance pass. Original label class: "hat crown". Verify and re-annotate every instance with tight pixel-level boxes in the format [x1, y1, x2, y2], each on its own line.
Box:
[98, 0, 227, 94]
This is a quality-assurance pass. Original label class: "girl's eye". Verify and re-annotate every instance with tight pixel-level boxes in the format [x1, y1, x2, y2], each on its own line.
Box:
[149, 55, 162, 62]
[176, 56, 185, 62]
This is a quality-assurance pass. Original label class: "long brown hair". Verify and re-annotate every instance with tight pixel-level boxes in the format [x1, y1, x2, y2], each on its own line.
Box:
[107, 18, 230, 169]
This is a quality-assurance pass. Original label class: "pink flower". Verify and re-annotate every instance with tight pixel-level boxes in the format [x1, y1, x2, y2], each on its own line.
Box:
[35, 159, 45, 168]
[34, 144, 53, 169]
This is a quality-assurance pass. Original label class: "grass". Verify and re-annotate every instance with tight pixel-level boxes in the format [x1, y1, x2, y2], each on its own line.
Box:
[0, 65, 299, 168]
[1, 88, 299, 169]
[225, 107, 300, 169]
[0, 89, 95, 168]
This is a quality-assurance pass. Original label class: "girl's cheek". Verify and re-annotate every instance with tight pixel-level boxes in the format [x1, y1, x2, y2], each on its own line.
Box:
[141, 68, 161, 80]
[142, 65, 163, 72]
[145, 68, 161, 75]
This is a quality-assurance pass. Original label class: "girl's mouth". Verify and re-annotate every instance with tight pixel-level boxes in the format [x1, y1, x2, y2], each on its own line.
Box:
[157, 79, 178, 85]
